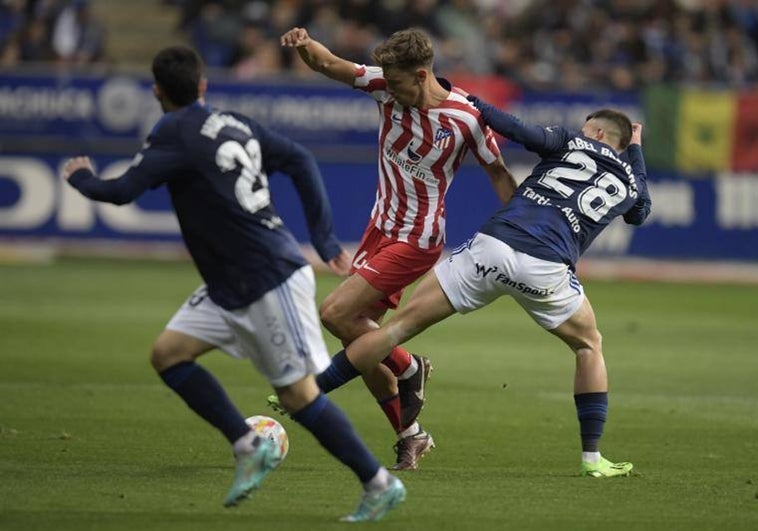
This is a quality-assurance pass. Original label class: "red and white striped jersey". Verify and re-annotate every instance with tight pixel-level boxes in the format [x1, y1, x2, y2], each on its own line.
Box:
[354, 64, 501, 249]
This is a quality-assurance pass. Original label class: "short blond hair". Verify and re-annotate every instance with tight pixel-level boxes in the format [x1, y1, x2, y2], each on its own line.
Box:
[371, 28, 434, 71]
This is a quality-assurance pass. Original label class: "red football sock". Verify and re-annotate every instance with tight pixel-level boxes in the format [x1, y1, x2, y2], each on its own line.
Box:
[377, 394, 403, 433]
[381, 346, 412, 377]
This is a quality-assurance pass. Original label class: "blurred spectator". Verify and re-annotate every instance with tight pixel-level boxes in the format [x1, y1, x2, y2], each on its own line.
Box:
[231, 19, 282, 78]
[5, 0, 758, 91]
[0, 0, 25, 47]
[2, 0, 105, 66]
[436, 0, 492, 74]
[51, 0, 105, 64]
[0, 0, 27, 64]
[18, 16, 53, 61]
[187, 0, 241, 67]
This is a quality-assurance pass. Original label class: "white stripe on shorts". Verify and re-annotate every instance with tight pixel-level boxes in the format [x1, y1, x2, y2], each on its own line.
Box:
[165, 266, 331, 387]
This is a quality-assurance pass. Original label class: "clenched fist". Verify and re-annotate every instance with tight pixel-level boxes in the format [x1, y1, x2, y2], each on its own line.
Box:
[280, 27, 311, 48]
[630, 123, 643, 146]
[62, 156, 94, 180]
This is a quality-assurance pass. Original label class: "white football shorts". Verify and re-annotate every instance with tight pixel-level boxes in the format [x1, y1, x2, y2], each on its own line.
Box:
[434, 232, 585, 330]
[166, 266, 331, 387]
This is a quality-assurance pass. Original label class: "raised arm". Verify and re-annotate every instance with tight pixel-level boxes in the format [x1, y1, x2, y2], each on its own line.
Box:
[62, 156, 152, 205]
[468, 95, 567, 154]
[280, 27, 356, 86]
[62, 138, 177, 205]
[622, 123, 652, 226]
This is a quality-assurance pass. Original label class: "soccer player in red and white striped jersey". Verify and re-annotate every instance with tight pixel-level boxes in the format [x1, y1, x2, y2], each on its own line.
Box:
[354, 63, 502, 250]
[281, 27, 517, 470]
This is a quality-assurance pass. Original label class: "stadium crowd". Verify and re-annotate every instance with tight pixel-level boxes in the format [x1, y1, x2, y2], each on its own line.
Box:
[2, 0, 758, 90]
[0, 0, 104, 65]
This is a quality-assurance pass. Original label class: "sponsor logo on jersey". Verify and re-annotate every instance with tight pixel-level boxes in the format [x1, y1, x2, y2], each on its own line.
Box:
[406, 143, 423, 162]
[384, 145, 437, 184]
[523, 186, 552, 205]
[474, 262, 556, 297]
[391, 113, 402, 123]
[433, 127, 453, 150]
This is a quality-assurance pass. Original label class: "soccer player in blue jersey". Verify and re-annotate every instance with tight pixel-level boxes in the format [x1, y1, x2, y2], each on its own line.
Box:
[311, 97, 652, 477]
[61, 45, 405, 521]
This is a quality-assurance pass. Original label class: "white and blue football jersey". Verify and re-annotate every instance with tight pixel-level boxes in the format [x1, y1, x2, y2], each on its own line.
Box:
[68, 102, 341, 309]
[479, 116, 651, 267]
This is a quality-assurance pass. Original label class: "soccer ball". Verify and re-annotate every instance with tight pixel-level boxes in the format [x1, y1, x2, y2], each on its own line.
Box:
[245, 415, 289, 461]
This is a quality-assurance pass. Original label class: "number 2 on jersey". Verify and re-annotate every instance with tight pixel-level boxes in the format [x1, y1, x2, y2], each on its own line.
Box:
[215, 139, 271, 214]
[538, 151, 626, 222]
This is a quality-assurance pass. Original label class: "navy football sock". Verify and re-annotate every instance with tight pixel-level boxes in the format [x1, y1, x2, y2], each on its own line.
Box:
[159, 361, 250, 444]
[292, 393, 380, 483]
[574, 392, 608, 453]
[315, 349, 361, 393]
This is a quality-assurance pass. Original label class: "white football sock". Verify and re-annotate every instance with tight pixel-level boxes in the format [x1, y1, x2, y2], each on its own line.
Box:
[397, 422, 420, 440]
[364, 467, 392, 493]
[582, 451, 601, 464]
[232, 430, 257, 455]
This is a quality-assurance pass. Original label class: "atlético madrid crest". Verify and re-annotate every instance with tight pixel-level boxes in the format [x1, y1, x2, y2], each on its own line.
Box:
[434, 127, 453, 150]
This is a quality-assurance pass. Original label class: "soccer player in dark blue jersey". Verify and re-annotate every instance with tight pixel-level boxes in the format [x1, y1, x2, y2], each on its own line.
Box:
[313, 97, 652, 478]
[61, 45, 405, 521]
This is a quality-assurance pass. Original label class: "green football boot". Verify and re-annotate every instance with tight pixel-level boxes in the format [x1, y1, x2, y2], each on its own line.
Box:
[581, 456, 633, 478]
[340, 476, 406, 522]
[223, 438, 282, 507]
[266, 394, 292, 418]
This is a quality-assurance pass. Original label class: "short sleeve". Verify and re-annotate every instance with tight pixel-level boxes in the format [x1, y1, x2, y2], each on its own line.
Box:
[353, 64, 391, 103]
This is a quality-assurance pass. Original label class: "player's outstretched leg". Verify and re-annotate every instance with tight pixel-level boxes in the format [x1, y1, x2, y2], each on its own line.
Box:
[550, 297, 634, 479]
[341, 475, 407, 522]
[394, 354, 435, 471]
[280, 381, 406, 522]
[267, 352, 434, 426]
[574, 391, 633, 478]
[365, 352, 436, 471]
[279, 350, 438, 470]
[223, 436, 282, 507]
[265, 348, 361, 417]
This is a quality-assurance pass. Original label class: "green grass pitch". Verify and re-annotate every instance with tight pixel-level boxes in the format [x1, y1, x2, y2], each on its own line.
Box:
[1, 258, 757, 530]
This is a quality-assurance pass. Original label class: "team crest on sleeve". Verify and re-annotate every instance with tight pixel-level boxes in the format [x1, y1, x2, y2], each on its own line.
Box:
[433, 127, 453, 150]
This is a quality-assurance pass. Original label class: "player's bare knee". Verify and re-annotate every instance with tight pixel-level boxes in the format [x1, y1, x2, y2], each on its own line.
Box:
[275, 377, 319, 413]
[150, 340, 172, 372]
[319, 299, 348, 335]
[562, 326, 600, 355]
[573, 329, 603, 357]
[582, 328, 602, 354]
[150, 336, 189, 372]
[276, 391, 306, 413]
[318, 299, 334, 325]
[593, 329, 603, 351]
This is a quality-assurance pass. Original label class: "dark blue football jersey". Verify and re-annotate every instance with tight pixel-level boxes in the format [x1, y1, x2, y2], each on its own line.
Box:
[479, 115, 651, 267]
[68, 101, 341, 309]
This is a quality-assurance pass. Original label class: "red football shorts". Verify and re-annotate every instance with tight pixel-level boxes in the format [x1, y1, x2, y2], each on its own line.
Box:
[351, 225, 443, 310]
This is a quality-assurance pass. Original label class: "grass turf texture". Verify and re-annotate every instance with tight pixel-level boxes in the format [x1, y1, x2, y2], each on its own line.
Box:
[1, 258, 757, 530]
